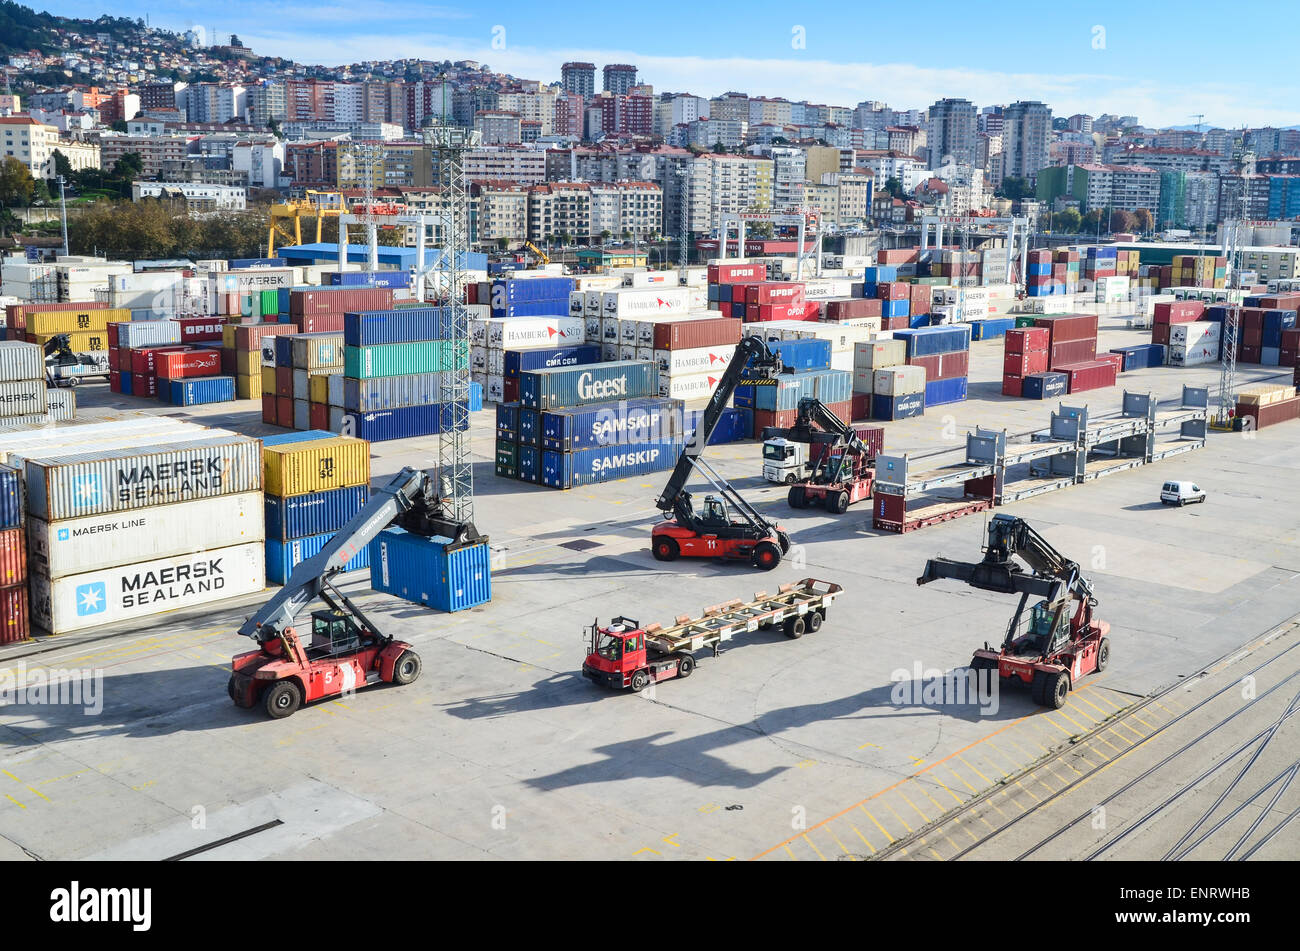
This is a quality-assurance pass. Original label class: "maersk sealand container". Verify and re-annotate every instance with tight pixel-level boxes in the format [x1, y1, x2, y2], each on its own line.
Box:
[503, 344, 602, 379]
[541, 397, 681, 452]
[519, 361, 659, 411]
[340, 402, 467, 442]
[541, 439, 681, 489]
[344, 308, 455, 346]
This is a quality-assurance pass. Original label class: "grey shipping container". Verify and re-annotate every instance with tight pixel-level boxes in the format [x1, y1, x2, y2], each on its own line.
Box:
[519, 360, 658, 410]
[0, 381, 47, 418]
[0, 341, 45, 382]
[343, 372, 451, 412]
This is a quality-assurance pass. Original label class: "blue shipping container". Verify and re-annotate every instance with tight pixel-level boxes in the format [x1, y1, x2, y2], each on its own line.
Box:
[0, 465, 20, 530]
[863, 266, 898, 283]
[266, 485, 369, 541]
[518, 444, 540, 483]
[492, 276, 575, 303]
[1022, 372, 1069, 400]
[743, 338, 832, 373]
[229, 257, 286, 269]
[327, 271, 410, 288]
[969, 317, 1016, 341]
[496, 402, 519, 439]
[469, 381, 483, 413]
[734, 369, 851, 411]
[924, 376, 967, 406]
[490, 299, 572, 319]
[262, 430, 335, 448]
[882, 300, 910, 319]
[168, 376, 235, 406]
[120, 372, 134, 396]
[503, 344, 602, 378]
[680, 406, 748, 446]
[517, 406, 541, 446]
[871, 392, 925, 421]
[541, 439, 681, 490]
[266, 531, 370, 585]
[343, 372, 452, 412]
[1262, 310, 1297, 349]
[541, 397, 678, 452]
[894, 325, 971, 357]
[520, 360, 659, 411]
[369, 527, 492, 612]
[343, 308, 454, 346]
[341, 401, 467, 442]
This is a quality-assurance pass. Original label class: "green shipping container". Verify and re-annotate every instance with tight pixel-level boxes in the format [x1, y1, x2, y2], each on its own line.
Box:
[344, 341, 469, 379]
[260, 289, 279, 316]
[1014, 315, 1039, 328]
[495, 438, 518, 467]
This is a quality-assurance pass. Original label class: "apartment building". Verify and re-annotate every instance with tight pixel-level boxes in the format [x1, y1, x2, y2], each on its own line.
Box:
[0, 115, 60, 176]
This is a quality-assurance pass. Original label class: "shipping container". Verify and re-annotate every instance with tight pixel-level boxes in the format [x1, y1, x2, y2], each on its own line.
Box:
[924, 376, 967, 406]
[0, 583, 28, 644]
[344, 341, 466, 379]
[472, 316, 585, 349]
[871, 392, 926, 421]
[1057, 361, 1118, 393]
[647, 316, 741, 351]
[853, 339, 908, 369]
[342, 308, 454, 347]
[339, 402, 466, 442]
[342, 372, 450, 412]
[291, 333, 346, 370]
[1021, 372, 1069, 400]
[168, 376, 236, 405]
[1049, 338, 1098, 368]
[519, 360, 658, 410]
[263, 436, 368, 498]
[541, 439, 680, 489]
[265, 531, 369, 585]
[29, 542, 266, 635]
[1004, 327, 1050, 354]
[0, 341, 45, 381]
[370, 528, 491, 612]
[744, 338, 831, 373]
[495, 402, 519, 440]
[26, 307, 125, 336]
[541, 398, 679, 452]
[893, 325, 971, 357]
[503, 344, 602, 379]
[0, 465, 20, 530]
[290, 287, 393, 317]
[155, 349, 221, 379]
[0, 380, 46, 418]
[872, 365, 927, 397]
[734, 369, 852, 410]
[0, 526, 23, 587]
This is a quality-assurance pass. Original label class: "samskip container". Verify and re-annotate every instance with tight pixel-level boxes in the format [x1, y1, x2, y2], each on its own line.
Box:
[541, 398, 678, 452]
[370, 527, 492, 612]
[540, 440, 680, 489]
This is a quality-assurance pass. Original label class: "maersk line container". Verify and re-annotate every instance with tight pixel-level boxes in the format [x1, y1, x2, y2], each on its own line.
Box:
[265, 530, 370, 584]
[0, 341, 44, 381]
[503, 344, 601, 379]
[339, 402, 466, 442]
[29, 541, 266, 635]
[27, 491, 264, 580]
[541, 439, 681, 489]
[265, 484, 369, 541]
[23, 436, 263, 521]
[344, 341, 468, 378]
[0, 380, 47, 418]
[344, 308, 454, 346]
[0, 465, 20, 530]
[343, 372, 451, 412]
[168, 376, 236, 406]
[541, 397, 679, 452]
[519, 360, 658, 411]
[263, 436, 369, 496]
[369, 527, 492, 612]
[734, 369, 852, 411]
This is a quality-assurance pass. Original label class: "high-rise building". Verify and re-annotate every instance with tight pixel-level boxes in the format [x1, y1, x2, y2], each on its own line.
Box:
[602, 64, 638, 96]
[561, 62, 596, 98]
[926, 98, 977, 168]
[1001, 100, 1053, 183]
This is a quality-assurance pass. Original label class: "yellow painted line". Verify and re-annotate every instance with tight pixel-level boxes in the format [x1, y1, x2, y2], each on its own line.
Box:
[896, 789, 930, 824]
[1089, 731, 1125, 755]
[914, 781, 951, 814]
[930, 774, 966, 805]
[956, 754, 993, 786]
[827, 827, 857, 859]
[881, 800, 914, 834]
[1040, 715, 1075, 737]
[5, 794, 25, 809]
[1064, 700, 1102, 724]
[929, 847, 943, 860]
[783, 844, 798, 860]
[848, 822, 878, 854]
[801, 833, 827, 861]
[861, 807, 895, 844]
[1015, 780, 1041, 803]
[1072, 693, 1111, 718]
[946, 765, 978, 794]
[1053, 707, 1090, 732]
[1, 770, 21, 784]
[1112, 719, 1147, 741]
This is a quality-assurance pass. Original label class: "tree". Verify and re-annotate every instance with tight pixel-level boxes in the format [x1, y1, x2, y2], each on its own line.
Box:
[1109, 209, 1136, 234]
[1133, 208, 1154, 233]
[496, 237, 509, 251]
[1055, 207, 1082, 233]
[997, 176, 1032, 201]
[109, 119, 128, 133]
[883, 177, 904, 200]
[113, 152, 144, 181]
[712, 141, 727, 154]
[1081, 209, 1104, 232]
[600, 229, 612, 244]
[0, 157, 35, 209]
[51, 148, 73, 179]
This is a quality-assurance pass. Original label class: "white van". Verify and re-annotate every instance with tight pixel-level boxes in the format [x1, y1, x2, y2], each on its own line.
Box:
[1160, 480, 1206, 506]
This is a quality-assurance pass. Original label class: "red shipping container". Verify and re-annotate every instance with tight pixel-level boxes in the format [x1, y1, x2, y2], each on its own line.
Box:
[0, 583, 29, 645]
[130, 345, 189, 376]
[1152, 323, 1171, 346]
[1004, 350, 1049, 377]
[1057, 360, 1117, 393]
[1242, 325, 1263, 349]
[275, 396, 294, 428]
[0, 527, 25, 587]
[1257, 295, 1300, 310]
[881, 316, 912, 330]
[1240, 345, 1262, 364]
[1096, 352, 1124, 376]
[275, 366, 293, 397]
[938, 350, 970, 380]
[1028, 249, 1052, 264]
[652, 317, 742, 350]
[174, 317, 227, 342]
[851, 392, 871, 420]
[155, 349, 221, 379]
[503, 377, 519, 403]
[744, 282, 805, 306]
[708, 262, 766, 284]
[262, 394, 276, 424]
[1050, 338, 1097, 368]
[289, 287, 393, 317]
[221, 348, 237, 376]
[717, 302, 732, 318]
[1005, 327, 1050, 354]
[1153, 301, 1204, 324]
[825, 298, 882, 320]
[877, 281, 910, 301]
[109, 370, 122, 393]
[1052, 262, 1067, 279]
[1280, 328, 1300, 352]
[231, 322, 283, 351]
[909, 354, 940, 380]
[754, 400, 852, 434]
[289, 313, 347, 334]
[1236, 396, 1300, 429]
[878, 248, 919, 265]
[309, 402, 329, 431]
[106, 323, 123, 348]
[5, 300, 107, 332]
[1035, 314, 1098, 342]
[136, 374, 160, 398]
[909, 285, 930, 314]
[1002, 375, 1024, 397]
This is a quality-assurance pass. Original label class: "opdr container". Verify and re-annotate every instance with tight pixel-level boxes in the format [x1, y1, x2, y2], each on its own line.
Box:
[265, 531, 369, 585]
[27, 491, 264, 579]
[519, 361, 658, 410]
[29, 542, 266, 635]
[370, 527, 491, 612]
[263, 436, 368, 496]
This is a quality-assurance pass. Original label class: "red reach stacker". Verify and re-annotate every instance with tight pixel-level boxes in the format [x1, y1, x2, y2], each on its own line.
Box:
[762, 396, 878, 514]
[582, 579, 843, 690]
[917, 514, 1110, 709]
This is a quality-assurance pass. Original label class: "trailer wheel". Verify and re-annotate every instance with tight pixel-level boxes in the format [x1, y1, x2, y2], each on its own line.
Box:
[753, 541, 782, 571]
[1096, 638, 1110, 672]
[676, 654, 695, 678]
[392, 650, 422, 685]
[831, 491, 850, 514]
[631, 670, 650, 692]
[784, 473, 797, 485]
[264, 680, 302, 719]
[806, 611, 823, 634]
[784, 615, 806, 639]
[1043, 671, 1070, 709]
[788, 486, 805, 508]
[652, 537, 679, 561]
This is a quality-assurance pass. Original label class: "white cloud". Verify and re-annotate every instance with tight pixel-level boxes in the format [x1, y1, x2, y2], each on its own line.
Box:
[236, 32, 1300, 129]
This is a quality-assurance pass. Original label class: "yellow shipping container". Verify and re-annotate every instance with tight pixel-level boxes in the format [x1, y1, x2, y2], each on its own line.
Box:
[309, 375, 329, 404]
[235, 374, 258, 400]
[27, 307, 127, 336]
[32, 330, 109, 352]
[263, 436, 369, 497]
[236, 350, 259, 376]
[262, 366, 277, 396]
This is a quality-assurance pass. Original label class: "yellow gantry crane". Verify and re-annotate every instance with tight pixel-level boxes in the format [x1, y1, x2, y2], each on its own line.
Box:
[525, 240, 550, 265]
[267, 190, 347, 256]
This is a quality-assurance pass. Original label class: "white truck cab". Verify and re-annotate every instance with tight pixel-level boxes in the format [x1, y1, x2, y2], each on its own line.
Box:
[762, 438, 806, 484]
[1160, 480, 1206, 506]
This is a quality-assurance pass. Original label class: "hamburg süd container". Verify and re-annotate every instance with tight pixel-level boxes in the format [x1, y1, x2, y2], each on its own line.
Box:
[27, 491, 264, 580]
[519, 361, 659, 411]
[370, 527, 492, 612]
[29, 542, 266, 635]
[263, 435, 369, 497]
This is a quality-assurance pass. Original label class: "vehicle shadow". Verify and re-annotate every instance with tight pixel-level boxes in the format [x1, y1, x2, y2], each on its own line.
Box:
[1122, 501, 1167, 511]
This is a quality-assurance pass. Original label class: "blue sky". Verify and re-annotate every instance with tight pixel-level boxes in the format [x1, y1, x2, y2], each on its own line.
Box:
[35, 0, 1300, 128]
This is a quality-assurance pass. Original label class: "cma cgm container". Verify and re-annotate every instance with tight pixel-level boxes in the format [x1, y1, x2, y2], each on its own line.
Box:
[344, 308, 454, 346]
[23, 436, 262, 521]
[340, 402, 466, 442]
[265, 530, 370, 584]
[265, 484, 369, 541]
[29, 542, 266, 635]
[541, 397, 678, 452]
[504, 344, 601, 378]
[520, 361, 658, 410]
[1021, 372, 1068, 400]
[370, 527, 491, 612]
[27, 491, 264, 579]
[262, 436, 369, 497]
[541, 439, 680, 489]
[872, 391, 925, 421]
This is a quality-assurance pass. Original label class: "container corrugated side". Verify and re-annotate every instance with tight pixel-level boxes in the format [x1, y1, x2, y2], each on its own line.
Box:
[265, 532, 369, 585]
[340, 402, 465, 442]
[0, 583, 28, 644]
[24, 436, 263, 521]
[0, 418, 203, 466]
[541, 439, 680, 489]
[265, 485, 369, 541]
[344, 341, 467, 379]
[168, 376, 235, 405]
[27, 491, 264, 580]
[291, 333, 346, 370]
[30, 542, 266, 635]
[0, 465, 20, 529]
[263, 436, 369, 497]
[520, 361, 658, 410]
[344, 308, 454, 346]
[540, 397, 679, 452]
[369, 527, 491, 612]
[0, 526, 24, 586]
[0, 380, 46, 418]
[0, 341, 45, 381]
[117, 320, 182, 348]
[343, 372, 452, 412]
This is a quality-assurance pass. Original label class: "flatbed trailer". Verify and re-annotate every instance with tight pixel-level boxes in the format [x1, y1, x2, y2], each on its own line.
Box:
[582, 578, 843, 690]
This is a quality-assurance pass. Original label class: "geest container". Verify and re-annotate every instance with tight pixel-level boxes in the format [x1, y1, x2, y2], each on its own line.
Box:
[265, 531, 369, 585]
[27, 491, 263, 579]
[263, 436, 369, 497]
[541, 397, 678, 452]
[24, 437, 262, 521]
[29, 542, 266, 635]
[370, 528, 492, 612]
[541, 439, 680, 489]
[340, 402, 465, 442]
[519, 360, 658, 410]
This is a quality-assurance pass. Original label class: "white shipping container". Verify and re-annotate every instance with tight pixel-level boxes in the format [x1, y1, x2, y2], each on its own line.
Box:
[569, 290, 587, 316]
[585, 290, 604, 315]
[472, 316, 585, 349]
[0, 380, 47, 418]
[23, 436, 263, 521]
[601, 343, 620, 362]
[798, 278, 855, 300]
[486, 374, 504, 403]
[600, 316, 620, 343]
[28, 491, 264, 579]
[874, 365, 926, 397]
[855, 342, 908, 370]
[0, 418, 203, 463]
[571, 275, 622, 293]
[830, 351, 853, 372]
[628, 271, 674, 288]
[487, 350, 504, 374]
[327, 373, 343, 407]
[0, 341, 45, 381]
[618, 343, 637, 362]
[601, 287, 692, 317]
[30, 542, 266, 635]
[1169, 321, 1221, 346]
[212, 268, 295, 293]
[852, 367, 875, 394]
[658, 371, 723, 401]
[1167, 344, 1219, 367]
[654, 344, 737, 375]
[470, 345, 488, 374]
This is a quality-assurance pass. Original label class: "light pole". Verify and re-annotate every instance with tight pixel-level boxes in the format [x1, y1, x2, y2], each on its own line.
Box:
[57, 175, 69, 256]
